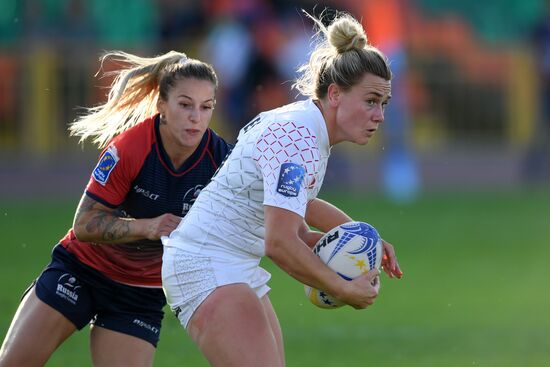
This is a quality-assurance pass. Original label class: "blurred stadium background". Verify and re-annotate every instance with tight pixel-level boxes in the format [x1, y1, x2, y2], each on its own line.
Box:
[1, 0, 549, 195]
[1, 0, 549, 366]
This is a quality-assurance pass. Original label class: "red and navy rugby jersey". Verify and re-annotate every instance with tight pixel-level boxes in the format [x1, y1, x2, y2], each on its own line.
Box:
[60, 115, 232, 287]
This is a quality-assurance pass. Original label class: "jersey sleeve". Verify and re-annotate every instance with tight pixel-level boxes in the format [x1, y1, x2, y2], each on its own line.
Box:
[253, 121, 320, 218]
[85, 141, 143, 208]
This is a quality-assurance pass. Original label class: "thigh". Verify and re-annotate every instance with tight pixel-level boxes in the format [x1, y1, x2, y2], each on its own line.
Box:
[0, 287, 77, 367]
[33, 267, 95, 330]
[91, 281, 165, 348]
[90, 326, 155, 367]
[187, 284, 283, 367]
[261, 294, 285, 366]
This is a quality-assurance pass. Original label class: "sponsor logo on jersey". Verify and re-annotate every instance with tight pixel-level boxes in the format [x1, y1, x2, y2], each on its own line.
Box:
[182, 184, 203, 214]
[133, 185, 160, 200]
[55, 273, 81, 305]
[92, 145, 119, 186]
[276, 163, 305, 197]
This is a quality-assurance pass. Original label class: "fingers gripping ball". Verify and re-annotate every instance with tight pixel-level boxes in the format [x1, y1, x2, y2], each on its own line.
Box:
[304, 221, 383, 308]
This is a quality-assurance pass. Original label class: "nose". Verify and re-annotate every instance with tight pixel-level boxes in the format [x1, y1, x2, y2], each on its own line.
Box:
[373, 104, 384, 123]
[189, 107, 200, 123]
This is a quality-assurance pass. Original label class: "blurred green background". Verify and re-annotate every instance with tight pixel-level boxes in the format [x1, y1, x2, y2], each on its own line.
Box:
[1, 0, 550, 366]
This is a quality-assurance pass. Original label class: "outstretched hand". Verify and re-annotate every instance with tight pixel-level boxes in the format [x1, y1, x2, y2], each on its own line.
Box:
[381, 239, 403, 279]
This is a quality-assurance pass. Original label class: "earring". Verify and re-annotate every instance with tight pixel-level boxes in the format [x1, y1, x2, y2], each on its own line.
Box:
[160, 114, 167, 124]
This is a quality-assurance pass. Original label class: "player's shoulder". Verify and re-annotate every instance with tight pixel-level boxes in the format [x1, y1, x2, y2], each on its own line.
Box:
[109, 115, 156, 157]
[237, 99, 319, 145]
[268, 99, 319, 129]
[265, 100, 320, 136]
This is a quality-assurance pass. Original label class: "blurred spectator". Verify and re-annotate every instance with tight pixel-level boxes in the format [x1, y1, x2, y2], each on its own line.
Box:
[201, 1, 288, 137]
[157, 0, 204, 47]
[0, 0, 19, 147]
[0, 0, 19, 46]
[59, 0, 95, 47]
[246, 11, 288, 119]
[358, 0, 420, 202]
[275, 10, 313, 85]
[201, 15, 253, 136]
[89, 0, 159, 49]
[524, 0, 550, 182]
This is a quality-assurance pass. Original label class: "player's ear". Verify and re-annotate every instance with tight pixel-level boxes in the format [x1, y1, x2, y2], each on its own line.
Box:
[327, 83, 341, 108]
[156, 98, 165, 115]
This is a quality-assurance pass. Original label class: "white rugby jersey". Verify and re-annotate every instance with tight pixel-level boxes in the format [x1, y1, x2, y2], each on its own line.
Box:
[164, 99, 331, 257]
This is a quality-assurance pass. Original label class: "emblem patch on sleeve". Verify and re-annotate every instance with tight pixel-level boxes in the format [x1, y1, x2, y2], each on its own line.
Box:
[276, 162, 305, 197]
[92, 145, 119, 186]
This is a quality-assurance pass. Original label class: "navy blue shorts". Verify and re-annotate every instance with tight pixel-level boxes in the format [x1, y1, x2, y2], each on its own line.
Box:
[30, 245, 165, 347]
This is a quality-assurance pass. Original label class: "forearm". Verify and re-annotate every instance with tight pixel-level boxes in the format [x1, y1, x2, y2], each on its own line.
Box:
[264, 206, 346, 297]
[305, 198, 353, 232]
[266, 235, 347, 299]
[78, 212, 149, 244]
[72, 194, 150, 244]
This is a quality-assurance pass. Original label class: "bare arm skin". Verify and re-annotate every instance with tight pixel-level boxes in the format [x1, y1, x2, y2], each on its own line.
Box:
[296, 198, 353, 249]
[264, 205, 379, 309]
[305, 198, 353, 231]
[72, 194, 181, 244]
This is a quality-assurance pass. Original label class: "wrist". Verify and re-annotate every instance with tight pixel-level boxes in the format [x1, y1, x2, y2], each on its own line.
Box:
[325, 277, 350, 302]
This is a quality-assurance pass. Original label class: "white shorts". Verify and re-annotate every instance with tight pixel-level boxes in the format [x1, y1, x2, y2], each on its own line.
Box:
[162, 246, 271, 329]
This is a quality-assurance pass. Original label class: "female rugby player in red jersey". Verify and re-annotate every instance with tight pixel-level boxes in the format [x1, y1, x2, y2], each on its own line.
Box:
[0, 50, 232, 367]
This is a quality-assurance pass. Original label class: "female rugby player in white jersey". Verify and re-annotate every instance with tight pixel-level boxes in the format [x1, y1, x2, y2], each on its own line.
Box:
[162, 11, 403, 367]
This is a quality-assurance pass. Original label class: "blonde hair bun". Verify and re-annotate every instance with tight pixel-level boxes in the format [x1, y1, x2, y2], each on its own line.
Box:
[328, 16, 367, 53]
[293, 10, 390, 99]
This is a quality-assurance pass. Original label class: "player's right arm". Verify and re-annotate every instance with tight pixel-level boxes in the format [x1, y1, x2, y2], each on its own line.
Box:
[265, 205, 380, 309]
[73, 194, 181, 244]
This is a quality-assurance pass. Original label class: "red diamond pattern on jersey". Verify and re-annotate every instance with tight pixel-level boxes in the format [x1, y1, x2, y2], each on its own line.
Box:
[255, 122, 320, 195]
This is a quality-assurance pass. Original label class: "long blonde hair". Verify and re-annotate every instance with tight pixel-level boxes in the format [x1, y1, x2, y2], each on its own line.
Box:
[293, 10, 392, 99]
[70, 51, 218, 148]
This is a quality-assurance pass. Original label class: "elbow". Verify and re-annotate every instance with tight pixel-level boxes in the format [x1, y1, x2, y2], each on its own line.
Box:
[72, 216, 91, 242]
[264, 236, 285, 262]
[264, 238, 278, 260]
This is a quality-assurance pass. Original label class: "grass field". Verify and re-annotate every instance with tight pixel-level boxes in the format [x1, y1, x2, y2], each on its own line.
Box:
[1, 189, 549, 366]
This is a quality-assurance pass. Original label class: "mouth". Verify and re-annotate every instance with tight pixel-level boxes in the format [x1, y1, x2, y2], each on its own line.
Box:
[366, 129, 377, 137]
[185, 129, 201, 136]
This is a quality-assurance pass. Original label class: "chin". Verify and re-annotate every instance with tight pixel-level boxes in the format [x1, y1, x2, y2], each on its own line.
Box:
[180, 136, 202, 148]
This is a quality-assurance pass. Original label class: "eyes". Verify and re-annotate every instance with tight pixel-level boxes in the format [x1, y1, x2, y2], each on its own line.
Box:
[178, 102, 214, 111]
[366, 99, 389, 109]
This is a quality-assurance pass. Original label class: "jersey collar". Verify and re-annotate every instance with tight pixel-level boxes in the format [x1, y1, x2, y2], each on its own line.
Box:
[308, 99, 331, 158]
[154, 115, 212, 176]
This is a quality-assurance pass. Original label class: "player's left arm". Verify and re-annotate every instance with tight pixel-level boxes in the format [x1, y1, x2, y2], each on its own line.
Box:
[299, 198, 352, 249]
[297, 220, 323, 249]
[306, 197, 403, 279]
[305, 198, 352, 231]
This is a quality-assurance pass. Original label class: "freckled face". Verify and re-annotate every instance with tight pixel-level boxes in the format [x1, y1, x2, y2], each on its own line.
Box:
[157, 78, 216, 151]
[333, 73, 391, 145]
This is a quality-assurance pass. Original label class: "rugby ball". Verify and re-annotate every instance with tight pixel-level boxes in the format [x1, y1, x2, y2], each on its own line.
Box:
[305, 221, 383, 308]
